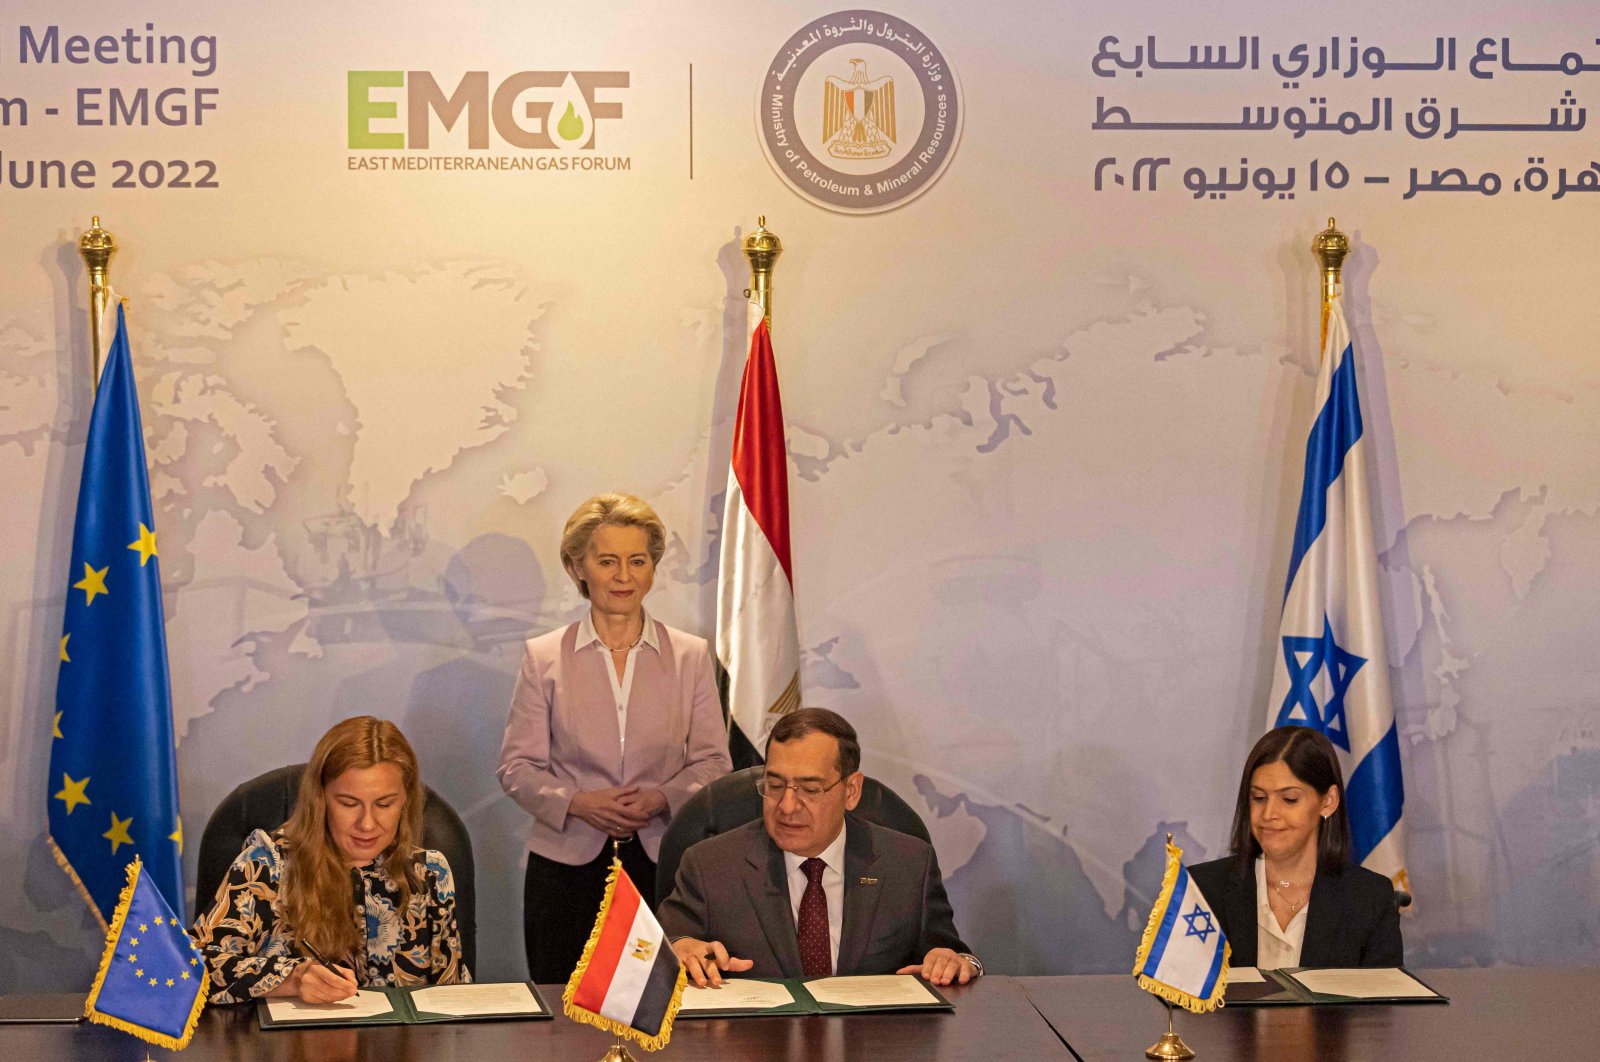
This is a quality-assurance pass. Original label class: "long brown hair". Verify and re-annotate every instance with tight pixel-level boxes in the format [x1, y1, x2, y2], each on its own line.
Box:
[281, 716, 425, 960]
[1228, 726, 1352, 878]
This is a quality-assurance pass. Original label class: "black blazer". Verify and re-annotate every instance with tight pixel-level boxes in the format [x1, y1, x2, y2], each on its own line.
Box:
[1188, 857, 1403, 968]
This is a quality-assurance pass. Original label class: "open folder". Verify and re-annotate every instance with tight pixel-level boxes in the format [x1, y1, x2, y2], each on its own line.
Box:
[1224, 967, 1448, 1006]
[676, 974, 953, 1019]
[256, 981, 552, 1029]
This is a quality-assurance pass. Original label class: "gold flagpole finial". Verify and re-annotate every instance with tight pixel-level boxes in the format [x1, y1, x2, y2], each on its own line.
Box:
[742, 216, 783, 333]
[78, 216, 117, 388]
[1312, 217, 1348, 312]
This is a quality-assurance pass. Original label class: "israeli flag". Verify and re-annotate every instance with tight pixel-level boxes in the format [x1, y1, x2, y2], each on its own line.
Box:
[1268, 293, 1408, 895]
[1133, 839, 1229, 1013]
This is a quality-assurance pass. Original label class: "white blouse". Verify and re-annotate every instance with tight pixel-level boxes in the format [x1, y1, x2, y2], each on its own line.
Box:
[1255, 856, 1309, 969]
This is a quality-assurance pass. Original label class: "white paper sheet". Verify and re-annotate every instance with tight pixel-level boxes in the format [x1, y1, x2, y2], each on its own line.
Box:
[1228, 966, 1266, 983]
[678, 980, 798, 1011]
[803, 975, 940, 1007]
[265, 989, 394, 1022]
[1291, 968, 1437, 999]
[410, 982, 543, 1017]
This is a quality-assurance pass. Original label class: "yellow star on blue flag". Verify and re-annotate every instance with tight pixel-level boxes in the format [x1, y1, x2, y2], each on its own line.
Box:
[46, 305, 186, 927]
[86, 857, 206, 1050]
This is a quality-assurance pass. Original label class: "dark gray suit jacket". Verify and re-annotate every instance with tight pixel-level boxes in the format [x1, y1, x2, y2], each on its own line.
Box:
[657, 816, 970, 977]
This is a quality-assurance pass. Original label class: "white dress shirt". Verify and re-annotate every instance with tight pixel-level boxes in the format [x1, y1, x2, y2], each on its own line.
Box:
[1255, 856, 1309, 969]
[783, 824, 847, 975]
[575, 608, 661, 758]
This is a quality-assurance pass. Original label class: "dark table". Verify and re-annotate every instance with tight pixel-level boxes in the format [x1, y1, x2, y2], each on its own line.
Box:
[0, 976, 1072, 1061]
[1018, 967, 1600, 1061]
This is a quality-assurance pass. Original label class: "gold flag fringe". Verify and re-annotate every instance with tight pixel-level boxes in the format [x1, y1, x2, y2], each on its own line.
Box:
[83, 857, 207, 1050]
[1130, 838, 1229, 1015]
[47, 833, 110, 932]
[562, 860, 687, 1052]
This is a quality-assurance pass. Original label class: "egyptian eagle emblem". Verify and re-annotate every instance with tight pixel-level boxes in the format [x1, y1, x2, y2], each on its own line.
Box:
[822, 59, 896, 159]
[630, 938, 655, 961]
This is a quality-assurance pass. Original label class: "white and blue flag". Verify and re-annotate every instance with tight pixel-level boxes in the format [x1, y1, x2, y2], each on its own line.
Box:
[1133, 838, 1229, 1013]
[1268, 292, 1409, 898]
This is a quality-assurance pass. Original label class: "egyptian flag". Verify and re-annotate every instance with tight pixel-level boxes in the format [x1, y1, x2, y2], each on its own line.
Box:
[563, 862, 685, 1051]
[717, 300, 801, 764]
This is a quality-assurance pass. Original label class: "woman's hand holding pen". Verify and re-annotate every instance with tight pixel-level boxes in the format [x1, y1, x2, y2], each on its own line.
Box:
[294, 961, 359, 1003]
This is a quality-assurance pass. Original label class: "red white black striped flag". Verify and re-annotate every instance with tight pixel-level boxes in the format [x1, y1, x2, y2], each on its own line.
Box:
[717, 301, 801, 754]
[563, 862, 685, 1051]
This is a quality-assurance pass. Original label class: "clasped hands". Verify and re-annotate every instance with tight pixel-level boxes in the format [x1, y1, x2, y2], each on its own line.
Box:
[670, 938, 978, 988]
[571, 786, 668, 837]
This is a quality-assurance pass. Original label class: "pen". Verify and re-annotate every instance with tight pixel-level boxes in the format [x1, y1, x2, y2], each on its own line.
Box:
[299, 941, 357, 982]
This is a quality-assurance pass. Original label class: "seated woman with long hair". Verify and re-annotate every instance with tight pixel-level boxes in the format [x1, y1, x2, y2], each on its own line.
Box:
[1189, 725, 1403, 969]
[193, 716, 471, 1003]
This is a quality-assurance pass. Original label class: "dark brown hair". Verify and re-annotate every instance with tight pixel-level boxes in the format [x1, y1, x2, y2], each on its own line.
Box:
[1229, 726, 1351, 877]
[281, 716, 425, 960]
[767, 707, 861, 777]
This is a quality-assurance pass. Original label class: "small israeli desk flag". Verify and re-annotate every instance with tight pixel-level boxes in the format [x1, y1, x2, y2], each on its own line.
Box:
[1133, 837, 1229, 1014]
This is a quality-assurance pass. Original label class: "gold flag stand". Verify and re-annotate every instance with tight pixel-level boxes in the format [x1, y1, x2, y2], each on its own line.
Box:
[78, 215, 117, 390]
[594, 837, 637, 1062]
[1145, 1002, 1196, 1060]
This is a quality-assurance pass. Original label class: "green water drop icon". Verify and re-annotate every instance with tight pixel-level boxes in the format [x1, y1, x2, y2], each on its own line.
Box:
[557, 102, 585, 142]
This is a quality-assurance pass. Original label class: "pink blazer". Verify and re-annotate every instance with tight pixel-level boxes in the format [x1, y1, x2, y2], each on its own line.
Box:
[497, 618, 731, 864]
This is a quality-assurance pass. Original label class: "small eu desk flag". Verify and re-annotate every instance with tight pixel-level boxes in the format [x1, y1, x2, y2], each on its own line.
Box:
[1133, 837, 1230, 1014]
[86, 857, 207, 1050]
[563, 860, 685, 1052]
[46, 304, 186, 928]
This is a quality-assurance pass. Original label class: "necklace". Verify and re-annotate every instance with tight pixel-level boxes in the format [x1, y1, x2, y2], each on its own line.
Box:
[1272, 877, 1308, 914]
[598, 625, 645, 653]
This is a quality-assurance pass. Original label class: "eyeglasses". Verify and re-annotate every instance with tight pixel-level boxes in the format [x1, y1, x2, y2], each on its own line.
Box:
[755, 776, 845, 803]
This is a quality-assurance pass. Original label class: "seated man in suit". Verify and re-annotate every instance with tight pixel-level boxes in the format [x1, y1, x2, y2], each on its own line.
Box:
[659, 707, 981, 987]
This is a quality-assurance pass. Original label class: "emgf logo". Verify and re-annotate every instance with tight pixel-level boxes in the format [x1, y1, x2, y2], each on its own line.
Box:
[348, 71, 628, 150]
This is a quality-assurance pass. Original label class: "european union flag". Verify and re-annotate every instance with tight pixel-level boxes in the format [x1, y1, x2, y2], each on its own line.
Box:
[86, 857, 207, 1049]
[47, 304, 186, 927]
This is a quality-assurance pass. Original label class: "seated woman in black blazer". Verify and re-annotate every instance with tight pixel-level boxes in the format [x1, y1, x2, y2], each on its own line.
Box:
[1189, 726, 1402, 968]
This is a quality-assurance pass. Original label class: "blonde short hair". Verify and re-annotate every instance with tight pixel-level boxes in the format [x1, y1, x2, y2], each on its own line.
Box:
[560, 493, 666, 598]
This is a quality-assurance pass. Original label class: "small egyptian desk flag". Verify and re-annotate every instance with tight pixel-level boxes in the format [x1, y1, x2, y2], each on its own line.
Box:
[47, 304, 186, 928]
[563, 860, 685, 1051]
[1133, 838, 1230, 1013]
[86, 857, 207, 1050]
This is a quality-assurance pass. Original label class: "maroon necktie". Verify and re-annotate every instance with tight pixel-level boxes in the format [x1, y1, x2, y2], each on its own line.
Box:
[796, 857, 831, 976]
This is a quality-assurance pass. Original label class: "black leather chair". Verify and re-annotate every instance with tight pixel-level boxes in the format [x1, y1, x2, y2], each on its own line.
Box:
[655, 765, 932, 902]
[194, 764, 477, 974]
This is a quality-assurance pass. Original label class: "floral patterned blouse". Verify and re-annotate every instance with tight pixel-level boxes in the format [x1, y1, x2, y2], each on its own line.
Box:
[193, 829, 471, 1003]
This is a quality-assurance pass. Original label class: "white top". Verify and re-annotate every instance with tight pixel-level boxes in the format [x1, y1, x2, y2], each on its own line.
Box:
[783, 824, 847, 975]
[1255, 856, 1309, 969]
[576, 608, 661, 757]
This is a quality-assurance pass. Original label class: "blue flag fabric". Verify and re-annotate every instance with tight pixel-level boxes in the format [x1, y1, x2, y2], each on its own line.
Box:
[47, 304, 186, 926]
[86, 857, 207, 1050]
[1267, 293, 1409, 896]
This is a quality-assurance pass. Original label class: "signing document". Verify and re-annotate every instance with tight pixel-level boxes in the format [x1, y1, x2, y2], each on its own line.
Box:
[679, 980, 798, 1011]
[265, 990, 394, 1023]
[1291, 968, 1438, 999]
[1228, 967, 1266, 983]
[804, 975, 941, 1007]
[410, 982, 544, 1017]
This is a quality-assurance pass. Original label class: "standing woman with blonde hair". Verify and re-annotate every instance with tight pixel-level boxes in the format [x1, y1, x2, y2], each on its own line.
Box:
[194, 716, 470, 1002]
[499, 492, 731, 983]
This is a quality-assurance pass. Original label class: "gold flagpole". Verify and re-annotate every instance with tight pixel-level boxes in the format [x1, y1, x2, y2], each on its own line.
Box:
[78, 216, 117, 391]
[1311, 217, 1348, 358]
[742, 216, 782, 333]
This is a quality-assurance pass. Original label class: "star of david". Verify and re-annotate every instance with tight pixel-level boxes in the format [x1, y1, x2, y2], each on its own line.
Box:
[1276, 614, 1364, 752]
[1182, 903, 1216, 944]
